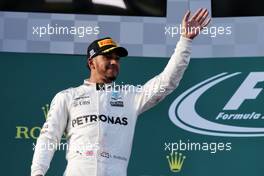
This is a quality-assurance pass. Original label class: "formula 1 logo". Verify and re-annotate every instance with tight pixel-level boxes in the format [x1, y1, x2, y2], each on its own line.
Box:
[169, 72, 264, 137]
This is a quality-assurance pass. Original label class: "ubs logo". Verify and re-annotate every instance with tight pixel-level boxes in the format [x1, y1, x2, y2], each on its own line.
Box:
[73, 96, 91, 107]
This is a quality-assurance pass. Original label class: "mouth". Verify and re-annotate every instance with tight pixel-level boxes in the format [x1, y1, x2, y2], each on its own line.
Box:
[107, 65, 118, 72]
[105, 69, 118, 81]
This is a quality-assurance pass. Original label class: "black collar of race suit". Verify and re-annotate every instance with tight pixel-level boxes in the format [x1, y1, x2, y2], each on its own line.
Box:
[83, 79, 114, 91]
[96, 83, 110, 91]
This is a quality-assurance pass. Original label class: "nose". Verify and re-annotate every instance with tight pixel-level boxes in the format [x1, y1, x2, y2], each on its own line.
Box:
[110, 58, 119, 65]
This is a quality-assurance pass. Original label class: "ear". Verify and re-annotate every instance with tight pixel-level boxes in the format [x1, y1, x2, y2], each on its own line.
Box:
[88, 58, 96, 70]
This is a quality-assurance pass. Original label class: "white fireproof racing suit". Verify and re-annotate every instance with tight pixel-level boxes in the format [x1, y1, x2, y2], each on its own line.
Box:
[31, 36, 192, 176]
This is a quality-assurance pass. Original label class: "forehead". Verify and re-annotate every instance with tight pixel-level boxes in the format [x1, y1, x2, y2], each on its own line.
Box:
[99, 52, 119, 59]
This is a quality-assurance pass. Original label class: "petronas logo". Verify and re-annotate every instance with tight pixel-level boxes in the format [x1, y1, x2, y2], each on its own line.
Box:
[166, 152, 186, 172]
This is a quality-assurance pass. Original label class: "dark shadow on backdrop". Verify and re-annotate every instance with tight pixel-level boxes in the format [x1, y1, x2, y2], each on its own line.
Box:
[212, 0, 264, 17]
[0, 0, 167, 17]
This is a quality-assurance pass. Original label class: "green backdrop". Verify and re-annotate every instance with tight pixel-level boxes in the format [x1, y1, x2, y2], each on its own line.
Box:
[1, 52, 264, 176]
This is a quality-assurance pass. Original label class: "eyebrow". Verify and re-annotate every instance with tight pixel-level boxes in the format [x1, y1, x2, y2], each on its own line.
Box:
[104, 53, 119, 59]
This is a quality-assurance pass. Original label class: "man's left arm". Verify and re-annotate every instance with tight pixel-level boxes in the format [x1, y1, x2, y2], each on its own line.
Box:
[134, 8, 211, 115]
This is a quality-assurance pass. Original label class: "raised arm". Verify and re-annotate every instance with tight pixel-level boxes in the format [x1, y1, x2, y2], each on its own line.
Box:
[134, 9, 211, 115]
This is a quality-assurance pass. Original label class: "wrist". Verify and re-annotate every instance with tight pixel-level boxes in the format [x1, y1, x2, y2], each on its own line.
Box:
[180, 35, 193, 42]
[181, 34, 194, 40]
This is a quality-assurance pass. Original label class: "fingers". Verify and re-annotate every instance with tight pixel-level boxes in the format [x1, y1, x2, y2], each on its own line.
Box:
[195, 9, 207, 22]
[183, 10, 191, 22]
[201, 17, 211, 28]
[198, 9, 209, 24]
[190, 8, 203, 21]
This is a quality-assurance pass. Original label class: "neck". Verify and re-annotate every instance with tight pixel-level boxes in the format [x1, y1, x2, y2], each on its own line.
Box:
[88, 74, 112, 84]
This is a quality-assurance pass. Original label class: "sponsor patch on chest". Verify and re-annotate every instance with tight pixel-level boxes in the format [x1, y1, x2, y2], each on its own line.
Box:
[73, 95, 91, 107]
[110, 91, 124, 107]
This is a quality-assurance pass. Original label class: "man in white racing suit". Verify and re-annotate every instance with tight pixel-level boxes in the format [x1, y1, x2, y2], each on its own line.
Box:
[31, 8, 211, 176]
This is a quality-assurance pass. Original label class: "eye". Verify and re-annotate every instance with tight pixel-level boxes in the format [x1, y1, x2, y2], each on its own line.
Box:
[104, 53, 120, 61]
[101, 54, 110, 60]
[104, 53, 112, 58]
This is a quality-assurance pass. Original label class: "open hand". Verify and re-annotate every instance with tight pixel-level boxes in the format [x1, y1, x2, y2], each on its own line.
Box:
[181, 8, 211, 39]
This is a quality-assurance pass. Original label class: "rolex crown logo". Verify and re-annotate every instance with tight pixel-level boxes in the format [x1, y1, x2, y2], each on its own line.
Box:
[42, 104, 50, 120]
[166, 152, 186, 172]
